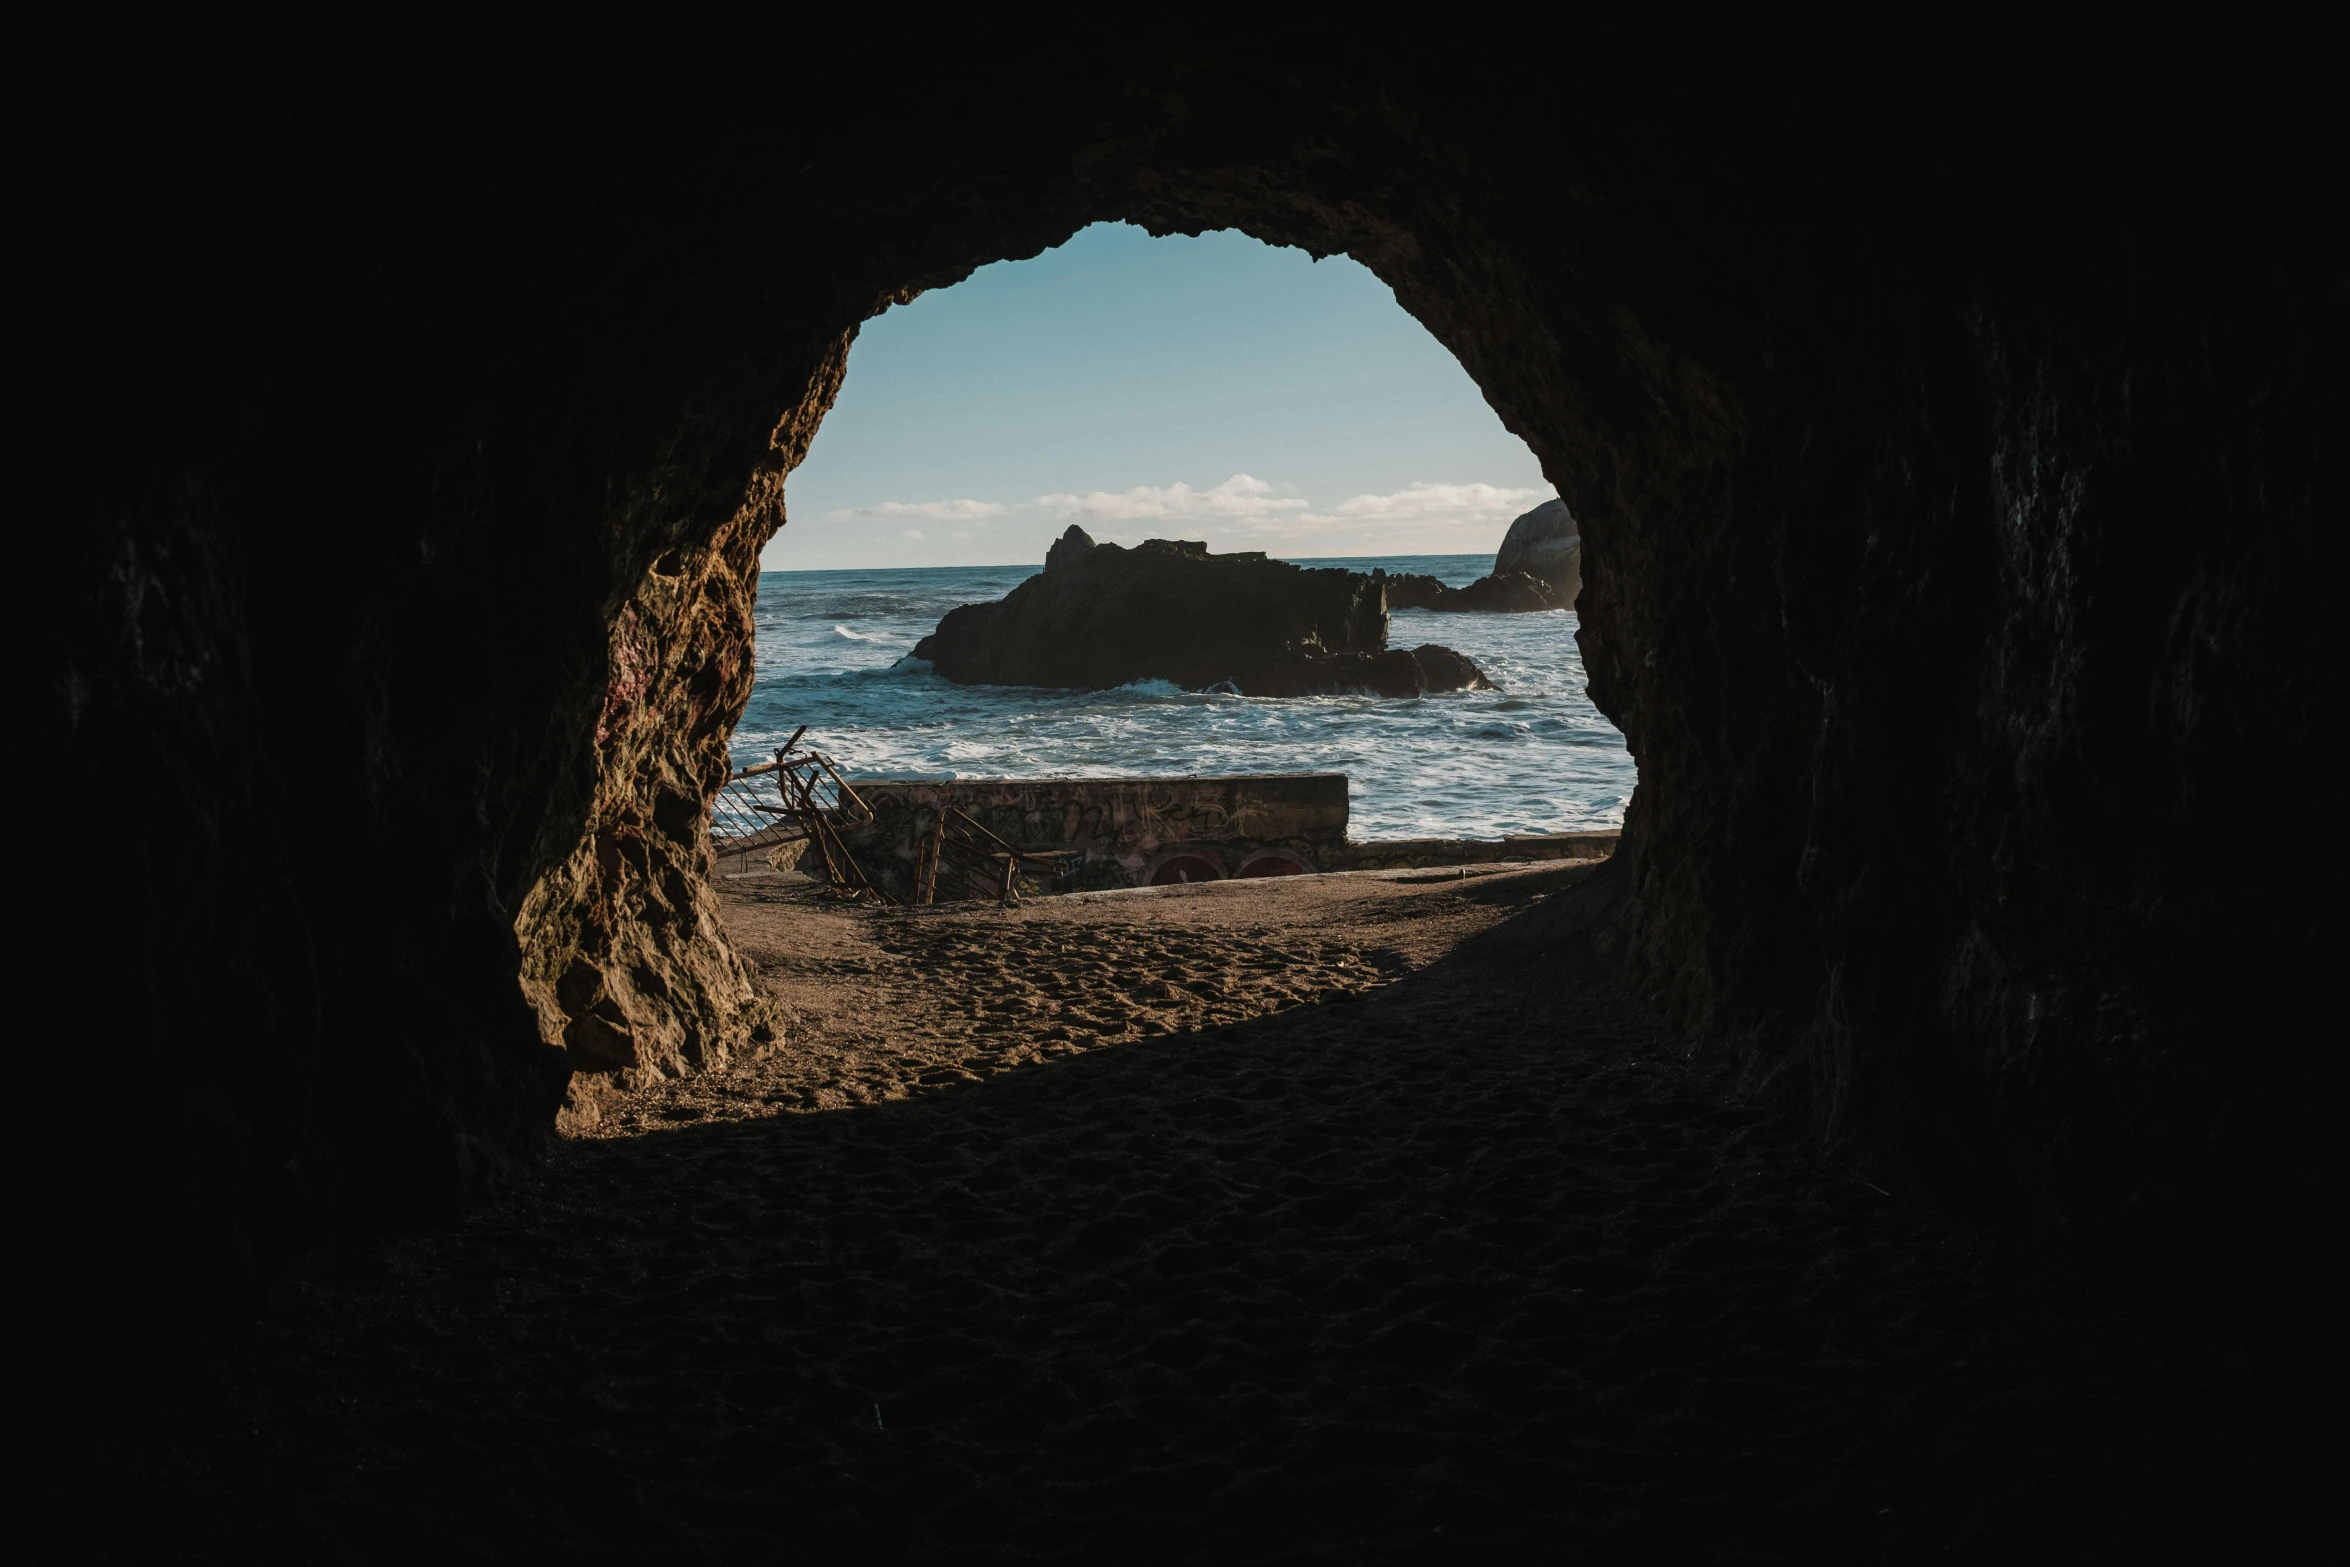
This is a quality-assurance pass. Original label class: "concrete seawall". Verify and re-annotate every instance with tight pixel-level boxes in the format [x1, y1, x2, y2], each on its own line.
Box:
[763, 772, 1615, 899]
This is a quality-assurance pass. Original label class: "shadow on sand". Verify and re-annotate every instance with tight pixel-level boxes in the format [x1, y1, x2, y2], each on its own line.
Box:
[86, 866, 2298, 1562]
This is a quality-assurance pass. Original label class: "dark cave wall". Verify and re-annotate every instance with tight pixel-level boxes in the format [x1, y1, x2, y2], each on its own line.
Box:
[29, 33, 2341, 1332]
[1928, 281, 2343, 1261]
[1585, 140, 2349, 1268]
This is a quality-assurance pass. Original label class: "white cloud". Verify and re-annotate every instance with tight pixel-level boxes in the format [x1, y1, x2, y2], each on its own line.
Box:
[1037, 473, 1309, 523]
[1144, 481, 1550, 543]
[826, 498, 1005, 522]
[808, 476, 1547, 555]
[1325, 481, 1547, 520]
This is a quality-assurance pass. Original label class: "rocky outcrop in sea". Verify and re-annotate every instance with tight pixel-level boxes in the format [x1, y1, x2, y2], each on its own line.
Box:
[1379, 498, 1581, 613]
[1384, 568, 1562, 613]
[912, 528, 1492, 697]
[1495, 497, 1580, 603]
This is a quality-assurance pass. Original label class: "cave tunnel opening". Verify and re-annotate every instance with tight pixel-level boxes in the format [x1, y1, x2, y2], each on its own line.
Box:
[514, 117, 2339, 1332]
[723, 220, 1629, 908]
[537, 216, 1632, 1123]
[36, 36, 2340, 1442]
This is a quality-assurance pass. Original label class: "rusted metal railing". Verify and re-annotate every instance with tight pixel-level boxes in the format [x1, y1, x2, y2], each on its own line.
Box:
[914, 804, 1073, 907]
[714, 727, 1069, 908]
[710, 726, 888, 902]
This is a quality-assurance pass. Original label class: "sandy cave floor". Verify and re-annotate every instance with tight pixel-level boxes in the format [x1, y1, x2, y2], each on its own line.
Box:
[78, 863, 2307, 1562]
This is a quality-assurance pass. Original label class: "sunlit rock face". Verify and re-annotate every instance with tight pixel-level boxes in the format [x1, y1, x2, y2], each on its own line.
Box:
[31, 32, 2341, 1334]
[512, 518, 784, 1133]
[1494, 499, 1580, 606]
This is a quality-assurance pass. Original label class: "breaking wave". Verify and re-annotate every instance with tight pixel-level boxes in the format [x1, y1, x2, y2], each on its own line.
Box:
[738, 557, 1631, 838]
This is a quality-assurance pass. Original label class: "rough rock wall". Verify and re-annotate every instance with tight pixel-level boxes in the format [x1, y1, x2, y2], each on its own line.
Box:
[511, 482, 786, 1132]
[29, 31, 2340, 1340]
[1529, 83, 2349, 1283]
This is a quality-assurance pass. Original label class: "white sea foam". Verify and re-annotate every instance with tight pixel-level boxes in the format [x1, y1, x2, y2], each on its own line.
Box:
[738, 557, 1631, 838]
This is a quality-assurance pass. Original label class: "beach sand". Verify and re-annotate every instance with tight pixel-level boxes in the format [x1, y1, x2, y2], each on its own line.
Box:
[573, 862, 1581, 1137]
[78, 862, 2282, 1560]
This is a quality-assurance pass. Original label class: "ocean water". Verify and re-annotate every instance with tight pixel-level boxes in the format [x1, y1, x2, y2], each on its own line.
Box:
[737, 555, 1633, 840]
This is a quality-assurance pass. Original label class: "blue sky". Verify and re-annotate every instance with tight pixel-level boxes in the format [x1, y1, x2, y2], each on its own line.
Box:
[767, 223, 1554, 571]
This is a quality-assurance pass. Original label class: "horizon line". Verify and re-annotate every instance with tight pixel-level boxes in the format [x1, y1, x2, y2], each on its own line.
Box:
[756, 548, 1494, 575]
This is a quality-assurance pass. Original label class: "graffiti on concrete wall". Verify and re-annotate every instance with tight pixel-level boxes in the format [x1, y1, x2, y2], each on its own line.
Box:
[779, 770, 1616, 900]
[832, 773, 1348, 895]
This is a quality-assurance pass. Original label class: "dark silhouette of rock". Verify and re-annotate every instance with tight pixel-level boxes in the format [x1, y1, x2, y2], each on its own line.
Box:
[912, 539, 1491, 696]
[1244, 643, 1495, 698]
[1374, 499, 1577, 614]
[1494, 498, 1580, 604]
[1384, 568, 1563, 613]
[1044, 523, 1096, 573]
[1394, 642, 1490, 692]
[1382, 572, 1450, 609]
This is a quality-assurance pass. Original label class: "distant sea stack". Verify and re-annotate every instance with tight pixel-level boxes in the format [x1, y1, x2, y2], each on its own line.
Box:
[1384, 497, 1582, 613]
[1495, 498, 1580, 603]
[912, 527, 1493, 698]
